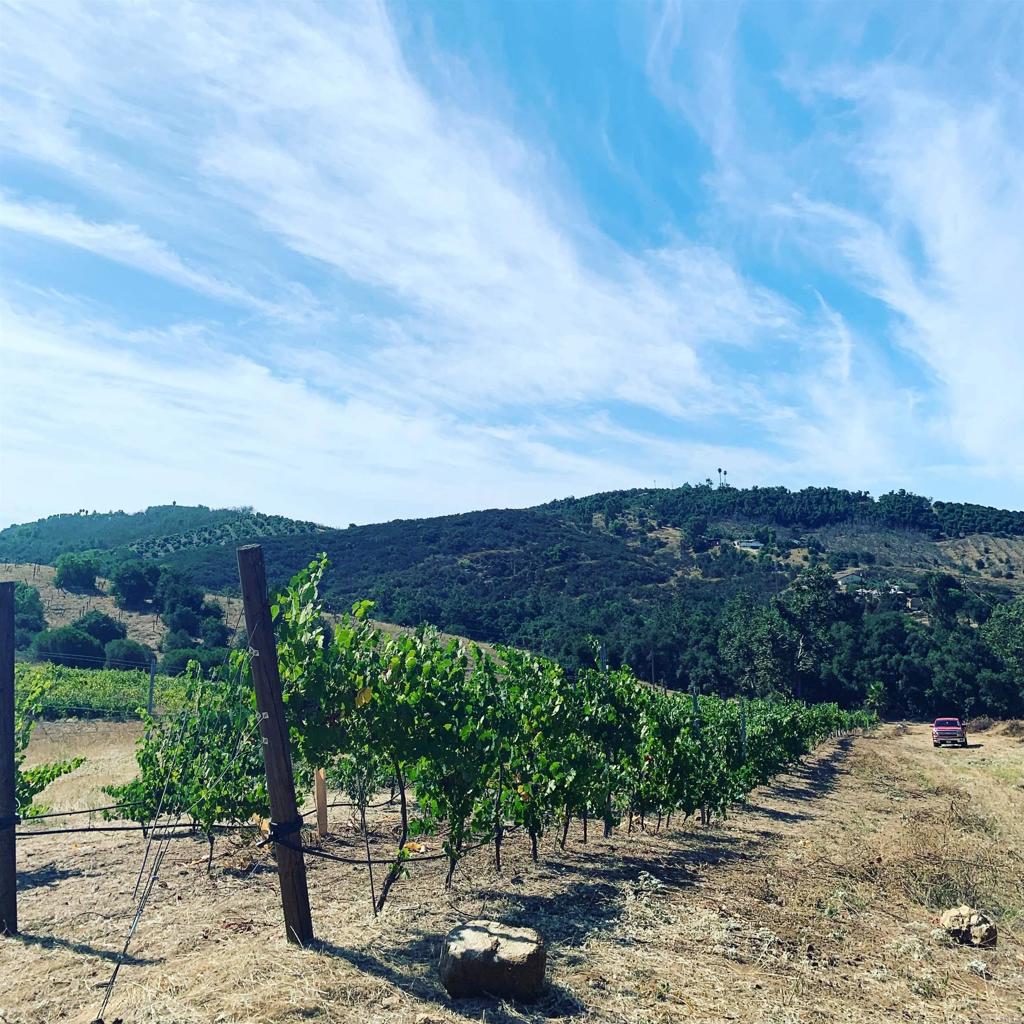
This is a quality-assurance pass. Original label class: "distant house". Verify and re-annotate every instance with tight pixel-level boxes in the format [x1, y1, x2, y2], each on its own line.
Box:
[735, 539, 764, 552]
[836, 572, 865, 589]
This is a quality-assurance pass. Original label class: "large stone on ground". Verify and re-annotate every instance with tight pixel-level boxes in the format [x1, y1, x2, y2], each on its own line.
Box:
[438, 919, 546, 1001]
[940, 905, 997, 947]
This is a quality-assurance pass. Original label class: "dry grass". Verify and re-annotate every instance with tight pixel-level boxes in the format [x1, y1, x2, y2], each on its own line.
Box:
[21, 720, 143, 812]
[1, 564, 483, 664]
[2, 727, 1024, 1024]
[939, 536, 1024, 590]
[1, 564, 167, 648]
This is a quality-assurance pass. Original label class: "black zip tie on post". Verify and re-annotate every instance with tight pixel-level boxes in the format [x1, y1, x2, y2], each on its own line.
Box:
[268, 817, 305, 843]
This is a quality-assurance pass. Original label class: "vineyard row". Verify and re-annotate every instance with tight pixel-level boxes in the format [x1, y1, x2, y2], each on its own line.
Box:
[87, 555, 875, 911]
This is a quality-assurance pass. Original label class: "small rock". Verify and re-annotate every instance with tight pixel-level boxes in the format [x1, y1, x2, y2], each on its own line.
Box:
[940, 905, 997, 947]
[438, 919, 546, 1001]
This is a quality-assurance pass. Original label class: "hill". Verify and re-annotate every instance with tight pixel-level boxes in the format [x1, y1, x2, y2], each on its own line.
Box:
[3, 484, 1022, 716]
[0, 503, 326, 564]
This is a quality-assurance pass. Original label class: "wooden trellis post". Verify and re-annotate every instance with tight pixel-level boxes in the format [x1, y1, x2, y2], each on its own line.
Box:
[314, 768, 329, 838]
[1, 582, 17, 935]
[236, 545, 313, 946]
[147, 656, 157, 716]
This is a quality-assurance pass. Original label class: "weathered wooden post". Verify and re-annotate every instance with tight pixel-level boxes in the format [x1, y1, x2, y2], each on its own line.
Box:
[0, 582, 17, 935]
[740, 697, 748, 761]
[147, 655, 157, 716]
[691, 683, 708, 826]
[236, 545, 313, 946]
[314, 768, 329, 839]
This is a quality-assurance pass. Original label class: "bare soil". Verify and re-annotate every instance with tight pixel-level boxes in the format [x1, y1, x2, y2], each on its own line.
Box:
[2, 725, 1022, 1024]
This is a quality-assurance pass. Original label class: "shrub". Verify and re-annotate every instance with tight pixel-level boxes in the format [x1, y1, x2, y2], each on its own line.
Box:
[104, 638, 153, 671]
[14, 582, 46, 649]
[53, 552, 99, 591]
[160, 648, 199, 676]
[110, 560, 160, 609]
[30, 626, 104, 668]
[161, 629, 194, 653]
[163, 606, 201, 636]
[72, 610, 127, 646]
[154, 569, 204, 614]
[200, 617, 230, 648]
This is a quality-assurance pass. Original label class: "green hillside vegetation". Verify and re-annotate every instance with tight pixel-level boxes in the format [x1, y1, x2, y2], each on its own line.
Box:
[3, 483, 1023, 720]
[0, 503, 324, 564]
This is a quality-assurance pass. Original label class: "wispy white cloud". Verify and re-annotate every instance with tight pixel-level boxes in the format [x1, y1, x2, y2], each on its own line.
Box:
[647, 3, 1024, 499]
[0, 193, 293, 316]
[780, 81, 1024, 481]
[0, 299, 667, 527]
[1, 0, 1020, 526]
[0, 0, 809, 527]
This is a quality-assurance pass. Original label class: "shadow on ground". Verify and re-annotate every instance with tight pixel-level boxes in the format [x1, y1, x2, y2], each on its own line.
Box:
[314, 932, 584, 1021]
[11, 931, 160, 966]
[310, 737, 852, 1020]
[16, 863, 85, 891]
[742, 739, 851, 822]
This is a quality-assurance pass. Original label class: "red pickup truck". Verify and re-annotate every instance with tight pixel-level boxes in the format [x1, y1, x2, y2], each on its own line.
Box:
[932, 717, 968, 748]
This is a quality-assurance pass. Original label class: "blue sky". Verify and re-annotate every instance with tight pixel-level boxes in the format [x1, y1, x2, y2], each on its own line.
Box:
[1, 0, 1022, 529]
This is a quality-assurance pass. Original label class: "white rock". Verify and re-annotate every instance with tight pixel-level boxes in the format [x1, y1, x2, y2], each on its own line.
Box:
[438, 919, 546, 1001]
[940, 906, 997, 947]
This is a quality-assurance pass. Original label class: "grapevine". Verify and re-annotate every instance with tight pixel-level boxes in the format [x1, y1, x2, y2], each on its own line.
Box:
[101, 554, 874, 905]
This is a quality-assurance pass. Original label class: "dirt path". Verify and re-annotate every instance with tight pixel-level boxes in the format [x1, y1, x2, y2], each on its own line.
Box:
[1, 726, 1022, 1024]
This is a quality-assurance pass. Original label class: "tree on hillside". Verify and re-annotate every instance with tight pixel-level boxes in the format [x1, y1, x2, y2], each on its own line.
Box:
[718, 595, 794, 697]
[921, 572, 964, 628]
[681, 514, 710, 553]
[14, 581, 46, 649]
[161, 628, 194, 653]
[30, 626, 104, 668]
[154, 568, 204, 614]
[110, 560, 160, 609]
[160, 645, 227, 675]
[982, 597, 1024, 679]
[775, 564, 849, 698]
[163, 606, 202, 636]
[53, 552, 99, 591]
[72, 609, 127, 646]
[201, 617, 231, 648]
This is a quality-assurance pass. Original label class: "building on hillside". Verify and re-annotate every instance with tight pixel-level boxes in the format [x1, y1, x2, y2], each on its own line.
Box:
[735, 539, 763, 552]
[836, 572, 865, 590]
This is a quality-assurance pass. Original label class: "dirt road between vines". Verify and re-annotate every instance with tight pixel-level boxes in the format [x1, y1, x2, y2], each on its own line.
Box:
[2, 723, 1022, 1024]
